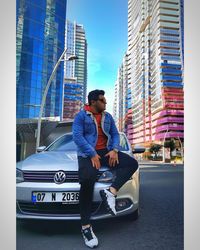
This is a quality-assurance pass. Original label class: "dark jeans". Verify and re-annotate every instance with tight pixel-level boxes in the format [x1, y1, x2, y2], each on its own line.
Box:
[78, 148, 139, 226]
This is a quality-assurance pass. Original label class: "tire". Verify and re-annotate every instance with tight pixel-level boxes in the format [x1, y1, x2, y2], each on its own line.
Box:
[127, 208, 139, 221]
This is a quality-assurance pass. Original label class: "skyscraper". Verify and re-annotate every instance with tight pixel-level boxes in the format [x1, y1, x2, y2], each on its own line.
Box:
[126, 0, 184, 147]
[16, 0, 67, 119]
[62, 21, 87, 120]
[113, 53, 128, 132]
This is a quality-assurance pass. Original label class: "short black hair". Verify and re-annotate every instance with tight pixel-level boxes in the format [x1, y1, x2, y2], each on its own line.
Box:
[88, 89, 105, 105]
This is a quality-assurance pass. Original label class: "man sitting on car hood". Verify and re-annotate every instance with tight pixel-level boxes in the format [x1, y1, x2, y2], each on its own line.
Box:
[72, 89, 138, 249]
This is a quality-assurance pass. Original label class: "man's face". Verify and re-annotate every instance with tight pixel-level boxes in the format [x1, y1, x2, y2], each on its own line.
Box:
[92, 94, 107, 112]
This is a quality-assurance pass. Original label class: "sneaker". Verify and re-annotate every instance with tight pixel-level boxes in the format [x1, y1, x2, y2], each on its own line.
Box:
[99, 189, 117, 216]
[81, 226, 98, 248]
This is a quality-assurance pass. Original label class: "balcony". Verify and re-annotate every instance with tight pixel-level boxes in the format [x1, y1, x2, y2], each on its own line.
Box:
[160, 68, 182, 74]
[162, 87, 183, 94]
[164, 95, 184, 101]
[145, 123, 150, 129]
[152, 124, 184, 134]
[161, 75, 182, 81]
[160, 63, 181, 69]
[164, 103, 184, 109]
[127, 124, 133, 129]
[151, 109, 184, 120]
[152, 131, 184, 140]
[162, 82, 183, 88]
[152, 117, 184, 127]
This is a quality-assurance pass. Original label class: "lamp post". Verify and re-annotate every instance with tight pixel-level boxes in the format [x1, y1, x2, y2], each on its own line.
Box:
[162, 128, 169, 163]
[24, 104, 41, 139]
[35, 48, 78, 152]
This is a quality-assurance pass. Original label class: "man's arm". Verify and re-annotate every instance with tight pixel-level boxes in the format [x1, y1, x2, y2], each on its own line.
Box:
[72, 112, 97, 157]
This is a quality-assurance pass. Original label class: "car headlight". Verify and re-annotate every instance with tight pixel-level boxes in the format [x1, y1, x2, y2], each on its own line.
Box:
[16, 169, 24, 183]
[98, 171, 116, 183]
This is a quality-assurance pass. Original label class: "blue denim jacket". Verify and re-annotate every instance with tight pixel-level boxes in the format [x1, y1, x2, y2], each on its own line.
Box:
[72, 109, 120, 157]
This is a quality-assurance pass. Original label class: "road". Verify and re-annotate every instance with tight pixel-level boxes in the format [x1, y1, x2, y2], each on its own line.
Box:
[17, 165, 183, 250]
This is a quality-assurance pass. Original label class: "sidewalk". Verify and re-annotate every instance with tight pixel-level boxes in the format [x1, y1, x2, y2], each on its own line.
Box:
[138, 160, 184, 166]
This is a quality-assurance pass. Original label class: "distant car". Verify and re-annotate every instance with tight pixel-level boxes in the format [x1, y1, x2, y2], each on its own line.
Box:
[16, 132, 145, 221]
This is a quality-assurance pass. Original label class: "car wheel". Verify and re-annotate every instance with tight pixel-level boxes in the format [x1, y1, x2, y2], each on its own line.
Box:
[127, 208, 139, 221]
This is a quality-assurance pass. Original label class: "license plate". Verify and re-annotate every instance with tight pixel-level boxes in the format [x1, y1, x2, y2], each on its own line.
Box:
[32, 191, 79, 203]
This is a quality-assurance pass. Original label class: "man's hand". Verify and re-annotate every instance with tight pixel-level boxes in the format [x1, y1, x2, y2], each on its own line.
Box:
[105, 150, 119, 167]
[91, 154, 101, 169]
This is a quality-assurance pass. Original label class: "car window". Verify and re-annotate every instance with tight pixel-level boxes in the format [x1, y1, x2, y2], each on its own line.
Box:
[119, 134, 129, 151]
[47, 134, 129, 152]
[46, 134, 77, 151]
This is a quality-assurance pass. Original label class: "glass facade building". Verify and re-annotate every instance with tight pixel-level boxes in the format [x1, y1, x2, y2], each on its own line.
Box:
[62, 21, 87, 120]
[62, 78, 83, 120]
[16, 0, 67, 118]
[115, 0, 184, 147]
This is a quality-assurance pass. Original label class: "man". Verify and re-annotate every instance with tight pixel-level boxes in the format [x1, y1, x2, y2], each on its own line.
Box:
[72, 89, 138, 248]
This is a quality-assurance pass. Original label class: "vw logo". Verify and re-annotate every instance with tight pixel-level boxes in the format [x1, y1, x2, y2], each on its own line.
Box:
[54, 171, 66, 184]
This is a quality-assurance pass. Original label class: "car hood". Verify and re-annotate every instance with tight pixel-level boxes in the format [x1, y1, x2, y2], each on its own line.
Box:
[17, 151, 109, 172]
[18, 151, 79, 171]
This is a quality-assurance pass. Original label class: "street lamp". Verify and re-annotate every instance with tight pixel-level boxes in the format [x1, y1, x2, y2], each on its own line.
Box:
[35, 48, 78, 152]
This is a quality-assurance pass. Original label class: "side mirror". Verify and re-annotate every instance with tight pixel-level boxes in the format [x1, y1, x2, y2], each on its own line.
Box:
[36, 146, 46, 153]
[132, 145, 145, 154]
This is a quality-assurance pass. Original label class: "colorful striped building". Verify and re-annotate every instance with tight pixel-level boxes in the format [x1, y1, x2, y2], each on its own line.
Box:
[114, 0, 184, 149]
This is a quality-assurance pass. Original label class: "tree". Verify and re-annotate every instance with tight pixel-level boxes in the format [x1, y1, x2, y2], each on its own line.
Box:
[149, 144, 162, 159]
[164, 139, 176, 157]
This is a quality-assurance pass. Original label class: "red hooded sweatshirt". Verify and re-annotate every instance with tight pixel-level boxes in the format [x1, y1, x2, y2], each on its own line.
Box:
[84, 104, 107, 150]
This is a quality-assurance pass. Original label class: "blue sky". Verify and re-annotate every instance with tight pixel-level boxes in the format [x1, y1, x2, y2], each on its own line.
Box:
[67, 0, 128, 113]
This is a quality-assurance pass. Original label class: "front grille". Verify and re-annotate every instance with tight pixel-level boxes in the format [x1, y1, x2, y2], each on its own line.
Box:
[17, 202, 102, 215]
[23, 171, 102, 182]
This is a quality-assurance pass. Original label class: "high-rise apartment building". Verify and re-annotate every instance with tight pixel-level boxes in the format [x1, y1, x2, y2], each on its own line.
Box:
[126, 0, 184, 146]
[62, 21, 87, 120]
[16, 0, 67, 118]
[113, 53, 129, 132]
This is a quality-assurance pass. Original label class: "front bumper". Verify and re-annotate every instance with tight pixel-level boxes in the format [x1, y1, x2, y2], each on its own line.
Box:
[16, 180, 139, 220]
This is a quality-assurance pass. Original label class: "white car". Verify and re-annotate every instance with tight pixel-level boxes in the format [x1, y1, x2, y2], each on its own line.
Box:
[16, 132, 144, 221]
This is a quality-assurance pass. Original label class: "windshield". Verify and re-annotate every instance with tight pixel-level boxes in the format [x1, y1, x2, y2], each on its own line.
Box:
[119, 134, 129, 151]
[46, 133, 129, 152]
[46, 134, 77, 151]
